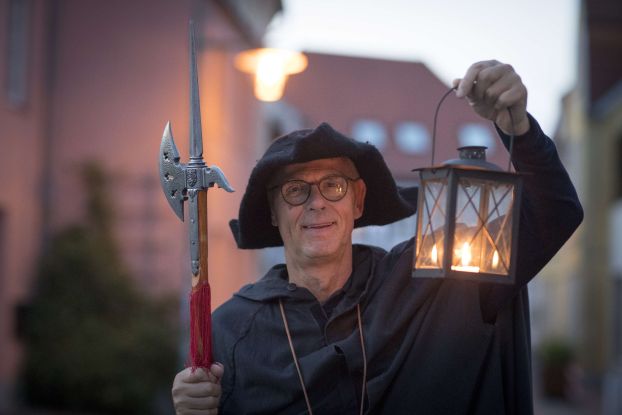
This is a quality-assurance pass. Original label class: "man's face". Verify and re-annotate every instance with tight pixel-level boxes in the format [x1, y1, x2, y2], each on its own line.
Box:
[269, 157, 366, 266]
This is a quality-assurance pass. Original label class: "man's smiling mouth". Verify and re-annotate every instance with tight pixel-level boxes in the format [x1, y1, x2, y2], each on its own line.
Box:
[302, 222, 336, 229]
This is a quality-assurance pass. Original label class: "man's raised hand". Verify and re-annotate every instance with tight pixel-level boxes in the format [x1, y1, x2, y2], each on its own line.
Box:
[453, 60, 530, 136]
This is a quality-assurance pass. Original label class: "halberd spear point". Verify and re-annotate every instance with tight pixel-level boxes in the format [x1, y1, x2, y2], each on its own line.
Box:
[158, 20, 233, 370]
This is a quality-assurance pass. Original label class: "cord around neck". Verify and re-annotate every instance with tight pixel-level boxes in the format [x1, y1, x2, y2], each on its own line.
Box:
[279, 299, 368, 415]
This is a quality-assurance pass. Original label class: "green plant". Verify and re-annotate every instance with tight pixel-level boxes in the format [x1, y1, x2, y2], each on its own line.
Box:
[21, 162, 179, 414]
[537, 337, 575, 399]
[538, 337, 574, 367]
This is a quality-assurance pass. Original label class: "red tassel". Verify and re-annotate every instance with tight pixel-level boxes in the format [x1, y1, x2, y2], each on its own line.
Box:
[189, 281, 212, 371]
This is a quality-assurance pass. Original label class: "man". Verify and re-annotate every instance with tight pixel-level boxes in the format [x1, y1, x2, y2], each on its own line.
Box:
[172, 60, 583, 414]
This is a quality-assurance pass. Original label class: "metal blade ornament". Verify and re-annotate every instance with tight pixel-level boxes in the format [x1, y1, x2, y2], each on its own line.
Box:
[159, 21, 233, 370]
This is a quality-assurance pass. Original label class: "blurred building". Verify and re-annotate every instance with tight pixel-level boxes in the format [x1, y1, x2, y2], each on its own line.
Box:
[0, 0, 281, 410]
[544, 0, 622, 407]
[1, 0, 566, 412]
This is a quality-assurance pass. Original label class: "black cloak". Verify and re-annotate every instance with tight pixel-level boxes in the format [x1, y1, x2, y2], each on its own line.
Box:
[212, 115, 583, 414]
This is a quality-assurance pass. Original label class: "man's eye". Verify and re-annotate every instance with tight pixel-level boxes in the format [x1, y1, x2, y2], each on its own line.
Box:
[284, 183, 304, 195]
[323, 177, 344, 189]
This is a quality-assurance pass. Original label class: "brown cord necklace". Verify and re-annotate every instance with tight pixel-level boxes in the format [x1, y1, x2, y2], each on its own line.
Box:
[279, 299, 368, 415]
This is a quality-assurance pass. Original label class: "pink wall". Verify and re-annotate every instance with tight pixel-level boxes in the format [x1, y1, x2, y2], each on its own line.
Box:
[47, 0, 193, 294]
[0, 0, 267, 407]
[0, 0, 48, 401]
[43, 0, 262, 302]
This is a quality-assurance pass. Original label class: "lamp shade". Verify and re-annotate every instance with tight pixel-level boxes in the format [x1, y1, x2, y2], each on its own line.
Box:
[234, 48, 307, 102]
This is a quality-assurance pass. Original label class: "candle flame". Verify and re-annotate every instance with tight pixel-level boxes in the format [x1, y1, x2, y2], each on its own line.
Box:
[451, 241, 480, 273]
[431, 245, 438, 264]
[460, 242, 472, 267]
[492, 250, 499, 268]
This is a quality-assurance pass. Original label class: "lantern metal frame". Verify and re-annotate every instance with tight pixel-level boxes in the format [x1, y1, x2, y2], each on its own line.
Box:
[411, 87, 523, 284]
[412, 158, 522, 284]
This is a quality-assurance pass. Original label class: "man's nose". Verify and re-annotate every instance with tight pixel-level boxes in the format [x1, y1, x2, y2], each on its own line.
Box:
[306, 184, 326, 209]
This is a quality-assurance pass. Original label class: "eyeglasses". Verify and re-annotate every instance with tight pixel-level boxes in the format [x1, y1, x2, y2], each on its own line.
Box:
[269, 174, 360, 206]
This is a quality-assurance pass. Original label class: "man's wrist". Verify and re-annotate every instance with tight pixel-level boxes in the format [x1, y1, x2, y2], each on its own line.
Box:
[497, 116, 530, 136]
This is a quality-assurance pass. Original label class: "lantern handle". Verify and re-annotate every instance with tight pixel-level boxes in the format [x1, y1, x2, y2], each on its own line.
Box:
[506, 108, 516, 172]
[431, 87, 457, 167]
[431, 87, 517, 173]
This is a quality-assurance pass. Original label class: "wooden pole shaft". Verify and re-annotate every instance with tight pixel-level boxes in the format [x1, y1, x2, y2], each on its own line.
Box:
[192, 190, 209, 287]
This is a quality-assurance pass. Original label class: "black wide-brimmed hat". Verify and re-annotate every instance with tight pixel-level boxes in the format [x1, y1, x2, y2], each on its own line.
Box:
[229, 122, 417, 249]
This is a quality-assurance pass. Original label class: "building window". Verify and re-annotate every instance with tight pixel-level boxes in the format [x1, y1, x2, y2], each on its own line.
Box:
[458, 123, 495, 153]
[394, 122, 430, 155]
[5, 0, 31, 108]
[351, 119, 387, 150]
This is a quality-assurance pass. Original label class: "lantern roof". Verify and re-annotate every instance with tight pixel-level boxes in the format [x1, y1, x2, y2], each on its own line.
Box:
[413, 145, 511, 173]
[441, 146, 503, 171]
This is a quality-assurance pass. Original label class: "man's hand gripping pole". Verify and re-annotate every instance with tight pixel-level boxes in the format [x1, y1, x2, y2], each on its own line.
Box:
[158, 21, 233, 371]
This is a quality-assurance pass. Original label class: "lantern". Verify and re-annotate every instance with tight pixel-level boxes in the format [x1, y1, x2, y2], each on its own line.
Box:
[412, 145, 522, 284]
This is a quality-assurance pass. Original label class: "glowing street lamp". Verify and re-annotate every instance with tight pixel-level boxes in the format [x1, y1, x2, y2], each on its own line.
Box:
[235, 48, 308, 102]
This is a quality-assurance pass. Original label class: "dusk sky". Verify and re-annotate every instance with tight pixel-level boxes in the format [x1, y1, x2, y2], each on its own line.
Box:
[265, 0, 580, 135]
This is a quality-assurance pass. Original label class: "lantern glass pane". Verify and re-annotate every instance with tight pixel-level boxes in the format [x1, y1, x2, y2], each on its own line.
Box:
[415, 179, 447, 269]
[452, 177, 514, 275]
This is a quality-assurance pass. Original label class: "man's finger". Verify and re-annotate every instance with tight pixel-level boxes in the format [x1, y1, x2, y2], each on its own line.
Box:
[176, 395, 220, 409]
[456, 60, 504, 98]
[184, 381, 222, 398]
[179, 409, 218, 415]
[478, 63, 513, 88]
[478, 71, 515, 108]
[456, 61, 486, 98]
[173, 383, 219, 401]
[494, 85, 524, 111]
[184, 367, 211, 383]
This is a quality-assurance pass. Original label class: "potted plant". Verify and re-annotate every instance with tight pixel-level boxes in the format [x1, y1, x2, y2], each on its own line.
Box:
[537, 337, 575, 399]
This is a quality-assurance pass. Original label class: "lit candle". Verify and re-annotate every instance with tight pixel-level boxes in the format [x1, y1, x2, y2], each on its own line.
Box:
[431, 244, 438, 264]
[451, 242, 480, 273]
[492, 250, 499, 268]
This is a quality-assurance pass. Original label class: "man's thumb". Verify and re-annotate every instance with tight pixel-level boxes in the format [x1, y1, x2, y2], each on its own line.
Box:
[209, 362, 224, 383]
